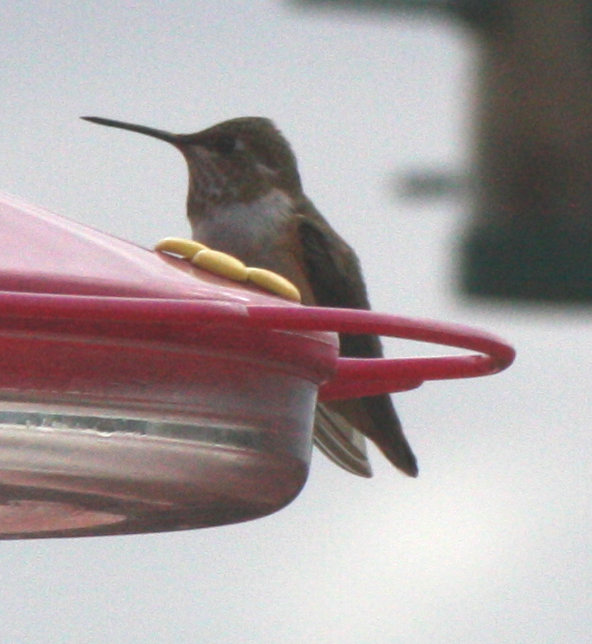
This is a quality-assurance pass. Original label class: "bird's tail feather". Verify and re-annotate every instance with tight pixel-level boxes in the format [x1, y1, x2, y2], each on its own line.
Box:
[314, 403, 373, 477]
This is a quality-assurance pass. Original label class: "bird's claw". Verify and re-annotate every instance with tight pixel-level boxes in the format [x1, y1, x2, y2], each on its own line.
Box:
[155, 237, 302, 303]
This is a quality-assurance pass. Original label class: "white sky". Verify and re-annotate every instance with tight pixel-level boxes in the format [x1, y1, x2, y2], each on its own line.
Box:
[1, 2, 590, 643]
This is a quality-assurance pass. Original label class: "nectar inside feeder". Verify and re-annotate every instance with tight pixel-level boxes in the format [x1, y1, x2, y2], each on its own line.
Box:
[0, 193, 515, 540]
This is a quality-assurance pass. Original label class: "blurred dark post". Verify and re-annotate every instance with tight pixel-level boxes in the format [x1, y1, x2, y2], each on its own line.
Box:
[294, 0, 592, 301]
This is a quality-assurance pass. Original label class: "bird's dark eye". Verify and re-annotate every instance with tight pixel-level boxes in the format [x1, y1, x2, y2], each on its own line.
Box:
[211, 134, 236, 155]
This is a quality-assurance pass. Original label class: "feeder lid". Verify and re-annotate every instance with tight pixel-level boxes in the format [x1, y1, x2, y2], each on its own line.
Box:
[0, 192, 305, 305]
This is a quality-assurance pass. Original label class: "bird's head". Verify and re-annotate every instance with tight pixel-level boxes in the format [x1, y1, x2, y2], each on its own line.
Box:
[82, 115, 303, 220]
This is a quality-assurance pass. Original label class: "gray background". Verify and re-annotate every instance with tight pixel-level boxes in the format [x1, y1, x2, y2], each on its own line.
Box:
[1, 2, 589, 642]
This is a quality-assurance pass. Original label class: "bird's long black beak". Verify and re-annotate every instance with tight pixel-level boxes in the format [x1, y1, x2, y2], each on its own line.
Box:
[81, 116, 181, 145]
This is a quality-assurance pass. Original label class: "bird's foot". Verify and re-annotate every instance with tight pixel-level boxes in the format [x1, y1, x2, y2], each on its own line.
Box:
[155, 237, 301, 302]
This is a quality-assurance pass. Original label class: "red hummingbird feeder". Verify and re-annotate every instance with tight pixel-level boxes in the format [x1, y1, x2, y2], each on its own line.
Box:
[0, 193, 514, 539]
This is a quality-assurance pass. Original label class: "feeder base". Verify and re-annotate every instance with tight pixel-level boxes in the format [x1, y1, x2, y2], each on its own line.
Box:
[0, 409, 309, 539]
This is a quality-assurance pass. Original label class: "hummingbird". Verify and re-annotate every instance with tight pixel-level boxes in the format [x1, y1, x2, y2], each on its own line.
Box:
[82, 115, 418, 478]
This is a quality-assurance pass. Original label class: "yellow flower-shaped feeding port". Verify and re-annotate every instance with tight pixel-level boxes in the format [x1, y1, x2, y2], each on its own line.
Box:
[155, 238, 208, 259]
[192, 249, 249, 283]
[245, 267, 301, 303]
[155, 237, 301, 303]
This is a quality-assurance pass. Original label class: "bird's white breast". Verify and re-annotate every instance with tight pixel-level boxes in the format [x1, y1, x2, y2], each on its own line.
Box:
[191, 188, 295, 263]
